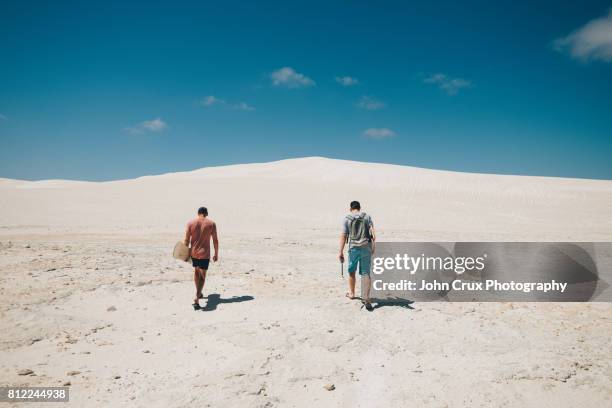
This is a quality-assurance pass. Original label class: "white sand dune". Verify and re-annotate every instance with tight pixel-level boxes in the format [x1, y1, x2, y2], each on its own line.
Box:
[1, 157, 611, 407]
[1, 157, 611, 238]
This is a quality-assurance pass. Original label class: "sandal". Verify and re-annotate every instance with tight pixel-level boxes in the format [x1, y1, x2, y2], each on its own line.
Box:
[364, 302, 374, 312]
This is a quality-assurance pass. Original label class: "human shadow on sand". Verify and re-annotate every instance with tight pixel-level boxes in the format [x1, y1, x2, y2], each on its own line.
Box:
[200, 293, 254, 312]
[370, 297, 415, 311]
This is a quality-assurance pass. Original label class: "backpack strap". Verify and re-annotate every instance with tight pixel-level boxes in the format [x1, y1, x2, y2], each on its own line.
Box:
[361, 212, 371, 239]
[345, 214, 353, 250]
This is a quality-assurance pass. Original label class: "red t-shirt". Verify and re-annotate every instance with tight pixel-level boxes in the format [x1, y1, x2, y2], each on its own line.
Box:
[185, 217, 218, 260]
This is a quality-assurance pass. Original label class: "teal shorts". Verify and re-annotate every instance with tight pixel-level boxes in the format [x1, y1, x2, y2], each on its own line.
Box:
[348, 245, 372, 276]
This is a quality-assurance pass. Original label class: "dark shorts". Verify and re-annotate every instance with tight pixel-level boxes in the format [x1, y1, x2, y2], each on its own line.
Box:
[192, 258, 210, 269]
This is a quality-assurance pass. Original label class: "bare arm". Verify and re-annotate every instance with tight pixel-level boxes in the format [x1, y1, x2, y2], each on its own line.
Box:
[212, 223, 219, 261]
[370, 225, 376, 255]
[184, 224, 190, 247]
[338, 233, 347, 262]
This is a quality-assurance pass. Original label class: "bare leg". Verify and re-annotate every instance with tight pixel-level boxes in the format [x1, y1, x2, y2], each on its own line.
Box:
[200, 268, 208, 294]
[361, 275, 372, 304]
[347, 272, 356, 298]
[194, 267, 204, 304]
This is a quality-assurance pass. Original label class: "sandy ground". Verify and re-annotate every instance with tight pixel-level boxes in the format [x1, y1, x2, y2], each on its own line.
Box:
[1, 157, 611, 407]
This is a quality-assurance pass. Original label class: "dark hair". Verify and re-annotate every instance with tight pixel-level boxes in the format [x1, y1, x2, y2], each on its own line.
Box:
[350, 201, 361, 210]
[198, 207, 208, 216]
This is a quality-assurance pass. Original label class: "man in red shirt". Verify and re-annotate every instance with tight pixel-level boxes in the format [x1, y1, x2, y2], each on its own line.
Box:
[184, 207, 219, 310]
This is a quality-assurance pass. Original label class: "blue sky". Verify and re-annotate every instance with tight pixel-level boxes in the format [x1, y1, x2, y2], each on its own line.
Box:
[1, 0, 612, 180]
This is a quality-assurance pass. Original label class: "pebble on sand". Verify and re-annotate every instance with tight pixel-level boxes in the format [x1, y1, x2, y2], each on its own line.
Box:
[107, 306, 117, 312]
[18, 369, 34, 376]
[324, 383, 335, 391]
[66, 370, 81, 376]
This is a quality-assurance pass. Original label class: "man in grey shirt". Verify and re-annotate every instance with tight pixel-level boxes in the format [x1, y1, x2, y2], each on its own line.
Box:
[338, 200, 376, 311]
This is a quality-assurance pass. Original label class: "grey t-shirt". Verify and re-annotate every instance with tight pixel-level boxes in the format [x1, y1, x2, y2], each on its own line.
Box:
[342, 212, 373, 247]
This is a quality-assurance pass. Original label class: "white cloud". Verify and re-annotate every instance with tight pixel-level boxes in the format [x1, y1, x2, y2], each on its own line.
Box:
[335, 76, 359, 86]
[357, 95, 385, 110]
[124, 118, 167, 135]
[141, 118, 167, 132]
[201, 95, 225, 107]
[200, 96, 254, 111]
[270, 67, 315, 88]
[553, 8, 612, 62]
[233, 102, 255, 111]
[424, 73, 472, 95]
[363, 128, 396, 139]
